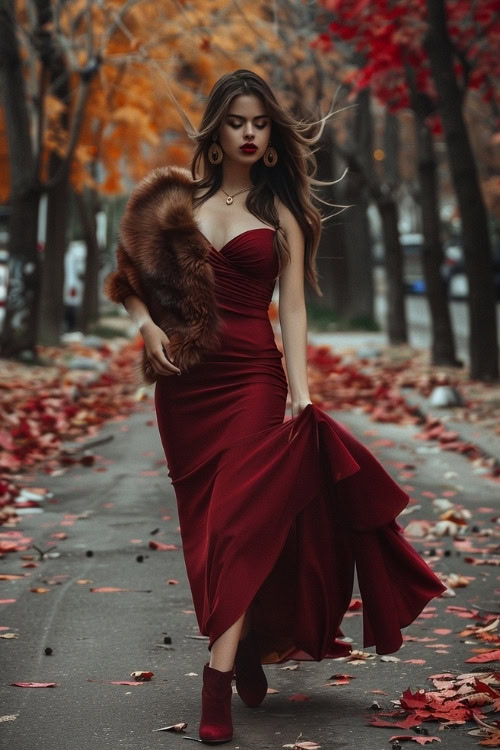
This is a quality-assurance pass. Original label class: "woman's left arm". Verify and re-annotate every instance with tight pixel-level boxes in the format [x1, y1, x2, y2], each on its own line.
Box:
[277, 206, 312, 418]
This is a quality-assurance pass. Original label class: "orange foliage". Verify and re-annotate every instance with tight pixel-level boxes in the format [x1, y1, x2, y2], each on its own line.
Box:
[2, 0, 283, 204]
[163, 143, 193, 167]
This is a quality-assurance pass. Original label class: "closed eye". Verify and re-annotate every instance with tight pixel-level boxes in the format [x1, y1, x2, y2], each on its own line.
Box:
[230, 123, 267, 129]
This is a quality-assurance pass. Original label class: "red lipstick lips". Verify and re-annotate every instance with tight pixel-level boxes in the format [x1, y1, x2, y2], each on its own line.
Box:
[240, 144, 257, 153]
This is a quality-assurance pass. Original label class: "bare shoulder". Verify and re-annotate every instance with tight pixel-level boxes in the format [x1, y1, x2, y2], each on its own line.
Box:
[273, 195, 304, 246]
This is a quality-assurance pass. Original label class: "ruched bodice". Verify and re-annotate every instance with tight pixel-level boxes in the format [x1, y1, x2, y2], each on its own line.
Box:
[207, 228, 278, 318]
[198, 228, 284, 364]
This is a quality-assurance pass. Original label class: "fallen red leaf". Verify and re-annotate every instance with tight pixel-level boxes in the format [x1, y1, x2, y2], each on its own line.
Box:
[465, 650, 500, 663]
[445, 605, 479, 619]
[130, 671, 154, 681]
[389, 735, 441, 744]
[473, 679, 500, 699]
[404, 660, 427, 665]
[288, 693, 312, 702]
[369, 714, 424, 729]
[348, 598, 362, 610]
[401, 687, 428, 709]
[327, 679, 351, 685]
[404, 636, 437, 643]
[88, 679, 144, 686]
[10, 682, 58, 688]
[107, 681, 144, 686]
[148, 541, 179, 551]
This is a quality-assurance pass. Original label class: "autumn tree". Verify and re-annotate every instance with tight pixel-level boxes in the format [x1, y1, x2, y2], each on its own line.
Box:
[315, 0, 458, 363]
[0, 0, 279, 351]
[424, 0, 498, 380]
[316, 0, 499, 379]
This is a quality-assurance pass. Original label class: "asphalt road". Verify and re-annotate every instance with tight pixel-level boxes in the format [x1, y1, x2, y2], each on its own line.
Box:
[0, 397, 498, 750]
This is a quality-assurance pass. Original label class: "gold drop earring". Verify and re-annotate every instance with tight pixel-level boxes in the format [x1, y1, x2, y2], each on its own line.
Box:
[263, 144, 277, 167]
[208, 136, 223, 165]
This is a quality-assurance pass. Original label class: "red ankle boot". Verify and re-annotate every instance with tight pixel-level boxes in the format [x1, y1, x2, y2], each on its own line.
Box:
[234, 629, 268, 707]
[198, 663, 233, 744]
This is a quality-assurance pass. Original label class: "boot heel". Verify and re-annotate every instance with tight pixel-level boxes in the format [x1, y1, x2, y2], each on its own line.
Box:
[198, 663, 233, 744]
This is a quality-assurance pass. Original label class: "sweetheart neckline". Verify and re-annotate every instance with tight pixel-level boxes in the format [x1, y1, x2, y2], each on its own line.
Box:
[197, 227, 276, 254]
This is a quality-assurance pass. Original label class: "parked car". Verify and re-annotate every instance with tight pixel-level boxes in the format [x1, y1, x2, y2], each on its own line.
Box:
[399, 233, 425, 294]
[372, 235, 500, 299]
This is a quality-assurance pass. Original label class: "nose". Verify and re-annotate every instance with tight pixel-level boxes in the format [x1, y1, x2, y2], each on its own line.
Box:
[243, 122, 255, 138]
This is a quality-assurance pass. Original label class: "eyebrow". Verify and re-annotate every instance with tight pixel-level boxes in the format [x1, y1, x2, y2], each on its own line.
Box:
[226, 113, 269, 120]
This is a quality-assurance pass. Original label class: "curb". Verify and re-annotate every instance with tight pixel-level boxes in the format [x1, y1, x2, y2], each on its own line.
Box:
[401, 387, 500, 465]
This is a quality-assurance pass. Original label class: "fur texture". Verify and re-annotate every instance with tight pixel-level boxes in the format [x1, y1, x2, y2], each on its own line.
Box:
[103, 166, 221, 385]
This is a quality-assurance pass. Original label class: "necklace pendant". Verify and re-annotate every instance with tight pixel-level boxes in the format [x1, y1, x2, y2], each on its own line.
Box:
[226, 196, 233, 205]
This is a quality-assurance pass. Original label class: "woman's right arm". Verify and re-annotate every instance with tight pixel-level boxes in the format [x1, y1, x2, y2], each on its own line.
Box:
[123, 295, 181, 376]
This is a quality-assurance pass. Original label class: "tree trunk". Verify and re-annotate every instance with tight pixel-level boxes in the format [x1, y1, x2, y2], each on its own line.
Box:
[36, 0, 71, 345]
[0, 0, 41, 357]
[376, 195, 408, 344]
[342, 88, 375, 326]
[306, 125, 350, 318]
[406, 68, 459, 366]
[379, 112, 407, 345]
[332, 107, 407, 342]
[76, 186, 100, 333]
[38, 157, 71, 344]
[416, 120, 459, 365]
[425, 0, 499, 381]
[341, 172, 375, 325]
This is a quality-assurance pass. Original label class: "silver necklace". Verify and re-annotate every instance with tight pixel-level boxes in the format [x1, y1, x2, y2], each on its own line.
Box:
[220, 185, 252, 205]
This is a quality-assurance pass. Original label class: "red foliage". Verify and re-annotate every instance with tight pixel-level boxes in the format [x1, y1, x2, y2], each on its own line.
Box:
[314, 0, 499, 115]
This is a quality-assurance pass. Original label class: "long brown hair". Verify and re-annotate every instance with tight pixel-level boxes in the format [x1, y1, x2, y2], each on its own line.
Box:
[181, 70, 346, 297]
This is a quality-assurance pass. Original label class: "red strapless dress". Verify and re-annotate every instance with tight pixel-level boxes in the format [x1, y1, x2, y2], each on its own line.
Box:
[154, 227, 446, 664]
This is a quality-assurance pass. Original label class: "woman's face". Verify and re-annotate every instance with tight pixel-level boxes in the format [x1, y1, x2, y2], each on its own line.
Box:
[217, 94, 271, 165]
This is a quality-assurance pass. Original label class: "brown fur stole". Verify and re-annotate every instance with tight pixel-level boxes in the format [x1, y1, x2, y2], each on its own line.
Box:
[103, 166, 221, 385]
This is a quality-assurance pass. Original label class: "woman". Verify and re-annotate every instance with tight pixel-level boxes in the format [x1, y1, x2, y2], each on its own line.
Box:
[104, 69, 446, 744]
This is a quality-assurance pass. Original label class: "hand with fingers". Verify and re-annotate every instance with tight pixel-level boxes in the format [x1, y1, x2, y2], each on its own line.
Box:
[139, 321, 181, 377]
